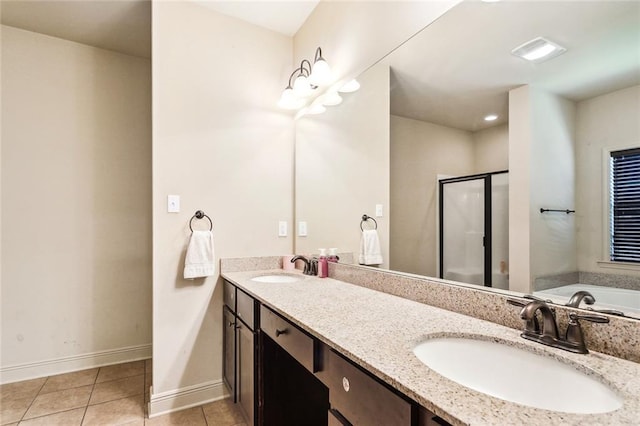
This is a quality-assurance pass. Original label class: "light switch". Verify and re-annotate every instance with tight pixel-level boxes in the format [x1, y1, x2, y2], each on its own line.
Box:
[167, 195, 180, 213]
[278, 221, 288, 237]
[298, 221, 308, 237]
[375, 204, 383, 217]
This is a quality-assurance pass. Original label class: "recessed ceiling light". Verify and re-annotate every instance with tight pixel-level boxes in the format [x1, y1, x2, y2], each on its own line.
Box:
[512, 37, 566, 63]
[484, 114, 498, 122]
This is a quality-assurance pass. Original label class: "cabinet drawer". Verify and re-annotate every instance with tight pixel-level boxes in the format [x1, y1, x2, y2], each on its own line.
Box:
[236, 289, 255, 330]
[260, 305, 314, 373]
[224, 280, 236, 311]
[324, 348, 412, 426]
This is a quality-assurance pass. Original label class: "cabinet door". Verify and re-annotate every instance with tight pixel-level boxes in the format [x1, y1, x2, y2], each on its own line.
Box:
[236, 320, 254, 424]
[223, 306, 236, 401]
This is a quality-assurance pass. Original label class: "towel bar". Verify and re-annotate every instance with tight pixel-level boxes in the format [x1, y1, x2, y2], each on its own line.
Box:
[360, 214, 378, 231]
[540, 208, 575, 214]
[189, 210, 213, 232]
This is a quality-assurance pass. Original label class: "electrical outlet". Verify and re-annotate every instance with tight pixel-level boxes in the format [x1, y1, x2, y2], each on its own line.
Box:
[298, 221, 308, 237]
[375, 204, 383, 217]
[278, 221, 287, 237]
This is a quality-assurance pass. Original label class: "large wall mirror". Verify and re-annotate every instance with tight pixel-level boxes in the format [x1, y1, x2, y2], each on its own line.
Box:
[295, 0, 640, 319]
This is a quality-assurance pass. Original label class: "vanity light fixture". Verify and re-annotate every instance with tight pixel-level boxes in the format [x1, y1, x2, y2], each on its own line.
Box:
[278, 47, 332, 110]
[484, 114, 498, 121]
[512, 37, 566, 63]
[338, 79, 360, 93]
[319, 91, 343, 106]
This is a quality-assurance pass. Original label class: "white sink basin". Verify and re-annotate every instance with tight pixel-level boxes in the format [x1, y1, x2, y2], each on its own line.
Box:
[250, 274, 302, 283]
[413, 337, 622, 414]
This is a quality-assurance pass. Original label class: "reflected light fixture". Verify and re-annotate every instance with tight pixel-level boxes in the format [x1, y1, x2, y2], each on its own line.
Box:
[339, 79, 360, 93]
[278, 47, 332, 110]
[484, 114, 498, 122]
[320, 91, 343, 106]
[512, 37, 566, 63]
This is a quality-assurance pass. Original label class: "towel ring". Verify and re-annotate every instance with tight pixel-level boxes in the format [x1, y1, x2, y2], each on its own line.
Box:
[189, 210, 213, 232]
[360, 214, 378, 231]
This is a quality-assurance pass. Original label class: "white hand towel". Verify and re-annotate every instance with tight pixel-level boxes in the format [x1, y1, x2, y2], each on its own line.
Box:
[359, 229, 383, 265]
[184, 230, 215, 279]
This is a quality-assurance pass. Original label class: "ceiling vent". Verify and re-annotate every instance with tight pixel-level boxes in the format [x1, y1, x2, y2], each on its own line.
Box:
[511, 37, 566, 63]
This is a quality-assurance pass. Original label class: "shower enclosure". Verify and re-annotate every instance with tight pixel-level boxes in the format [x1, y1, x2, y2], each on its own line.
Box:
[439, 171, 509, 289]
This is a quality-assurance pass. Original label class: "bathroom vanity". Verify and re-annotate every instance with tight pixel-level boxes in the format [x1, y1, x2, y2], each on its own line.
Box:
[221, 262, 640, 425]
[223, 278, 444, 425]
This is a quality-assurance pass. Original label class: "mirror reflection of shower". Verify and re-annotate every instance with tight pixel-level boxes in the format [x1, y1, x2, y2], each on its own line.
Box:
[439, 171, 509, 289]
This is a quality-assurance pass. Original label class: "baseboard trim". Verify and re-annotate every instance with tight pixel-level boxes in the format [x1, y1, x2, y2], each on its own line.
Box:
[148, 380, 229, 418]
[0, 344, 152, 384]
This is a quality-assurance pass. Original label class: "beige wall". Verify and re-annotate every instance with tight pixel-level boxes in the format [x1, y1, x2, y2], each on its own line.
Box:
[509, 85, 577, 293]
[1, 26, 152, 382]
[474, 124, 509, 173]
[390, 115, 475, 276]
[508, 86, 533, 293]
[295, 63, 390, 267]
[576, 85, 640, 276]
[151, 1, 293, 414]
[294, 1, 460, 95]
[530, 90, 577, 282]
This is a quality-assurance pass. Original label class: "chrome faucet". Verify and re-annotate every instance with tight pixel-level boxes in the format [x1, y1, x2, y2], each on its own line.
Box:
[566, 290, 595, 308]
[290, 255, 317, 276]
[508, 298, 609, 354]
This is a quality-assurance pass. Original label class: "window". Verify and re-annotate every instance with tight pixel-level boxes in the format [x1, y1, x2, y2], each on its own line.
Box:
[610, 148, 640, 263]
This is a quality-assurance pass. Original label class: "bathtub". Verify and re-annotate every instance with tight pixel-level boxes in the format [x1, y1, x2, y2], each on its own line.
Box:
[534, 283, 640, 318]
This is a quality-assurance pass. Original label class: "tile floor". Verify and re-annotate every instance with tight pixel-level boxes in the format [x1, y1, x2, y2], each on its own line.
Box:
[0, 360, 246, 426]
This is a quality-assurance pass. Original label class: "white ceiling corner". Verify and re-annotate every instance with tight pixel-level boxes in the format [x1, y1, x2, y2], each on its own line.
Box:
[193, 0, 320, 36]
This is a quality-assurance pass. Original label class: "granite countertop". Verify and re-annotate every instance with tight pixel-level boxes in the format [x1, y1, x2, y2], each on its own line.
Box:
[221, 269, 640, 426]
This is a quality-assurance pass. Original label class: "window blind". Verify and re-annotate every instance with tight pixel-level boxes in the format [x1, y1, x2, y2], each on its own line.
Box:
[610, 147, 640, 263]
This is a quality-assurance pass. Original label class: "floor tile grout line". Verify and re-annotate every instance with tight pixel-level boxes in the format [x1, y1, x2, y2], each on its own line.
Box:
[80, 366, 100, 425]
[202, 406, 210, 426]
[17, 374, 49, 423]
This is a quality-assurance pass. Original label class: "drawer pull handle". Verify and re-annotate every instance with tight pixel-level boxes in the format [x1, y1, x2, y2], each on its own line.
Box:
[342, 377, 350, 392]
[275, 328, 287, 337]
[227, 321, 234, 327]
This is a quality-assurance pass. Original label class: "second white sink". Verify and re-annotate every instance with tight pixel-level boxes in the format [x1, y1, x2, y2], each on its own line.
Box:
[251, 274, 302, 283]
[413, 337, 622, 414]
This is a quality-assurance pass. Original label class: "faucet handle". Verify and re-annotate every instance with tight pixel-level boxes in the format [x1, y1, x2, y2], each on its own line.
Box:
[564, 312, 609, 354]
[587, 307, 626, 317]
[569, 312, 610, 324]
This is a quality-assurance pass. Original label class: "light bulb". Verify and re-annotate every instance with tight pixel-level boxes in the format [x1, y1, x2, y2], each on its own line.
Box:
[293, 75, 313, 97]
[308, 59, 332, 86]
[320, 92, 342, 106]
[338, 79, 360, 93]
[308, 103, 326, 115]
[278, 87, 305, 110]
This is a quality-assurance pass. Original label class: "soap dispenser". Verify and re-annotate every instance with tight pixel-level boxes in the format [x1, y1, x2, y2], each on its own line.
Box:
[318, 248, 328, 278]
[327, 248, 339, 263]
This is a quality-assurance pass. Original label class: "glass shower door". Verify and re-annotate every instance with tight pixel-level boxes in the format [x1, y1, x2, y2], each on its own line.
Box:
[440, 178, 485, 286]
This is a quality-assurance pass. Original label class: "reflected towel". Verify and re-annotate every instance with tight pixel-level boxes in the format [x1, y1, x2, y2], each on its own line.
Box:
[359, 229, 383, 265]
[184, 230, 215, 279]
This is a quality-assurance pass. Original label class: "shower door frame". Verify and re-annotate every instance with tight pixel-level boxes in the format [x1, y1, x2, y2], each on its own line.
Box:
[438, 170, 508, 287]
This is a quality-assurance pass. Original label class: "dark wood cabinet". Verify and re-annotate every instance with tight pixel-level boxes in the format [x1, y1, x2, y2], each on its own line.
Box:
[223, 281, 257, 424]
[223, 280, 451, 426]
[317, 346, 412, 425]
[223, 306, 236, 402]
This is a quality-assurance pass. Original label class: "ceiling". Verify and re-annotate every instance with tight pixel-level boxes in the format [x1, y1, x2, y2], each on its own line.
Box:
[194, 0, 319, 37]
[0, 0, 319, 59]
[386, 0, 640, 132]
[1, 0, 152, 58]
